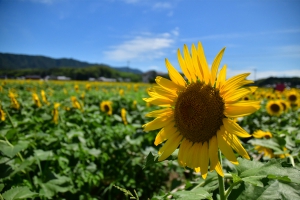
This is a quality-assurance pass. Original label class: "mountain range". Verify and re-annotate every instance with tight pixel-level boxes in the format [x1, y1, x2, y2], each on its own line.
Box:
[0, 52, 299, 86]
[0, 52, 143, 74]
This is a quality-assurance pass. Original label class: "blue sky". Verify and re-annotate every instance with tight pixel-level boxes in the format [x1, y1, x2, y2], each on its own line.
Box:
[1, 0, 300, 80]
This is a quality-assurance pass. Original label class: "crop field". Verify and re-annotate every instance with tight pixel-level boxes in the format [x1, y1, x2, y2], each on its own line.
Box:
[0, 79, 299, 200]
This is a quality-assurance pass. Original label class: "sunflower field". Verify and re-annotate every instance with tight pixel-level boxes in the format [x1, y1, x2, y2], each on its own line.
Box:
[0, 78, 299, 200]
[1, 41, 300, 200]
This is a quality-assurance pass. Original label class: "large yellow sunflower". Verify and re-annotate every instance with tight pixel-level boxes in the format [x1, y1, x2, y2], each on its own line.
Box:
[143, 42, 260, 179]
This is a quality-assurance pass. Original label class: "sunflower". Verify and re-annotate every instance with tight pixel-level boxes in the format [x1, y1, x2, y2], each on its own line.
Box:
[32, 93, 42, 108]
[100, 101, 113, 115]
[266, 100, 283, 116]
[74, 84, 79, 92]
[143, 42, 260, 178]
[8, 91, 20, 110]
[41, 90, 49, 105]
[254, 146, 274, 158]
[52, 103, 60, 124]
[286, 89, 298, 104]
[121, 108, 128, 125]
[71, 96, 82, 110]
[279, 100, 290, 112]
[242, 95, 250, 101]
[252, 130, 272, 139]
[252, 130, 289, 159]
[0, 105, 5, 121]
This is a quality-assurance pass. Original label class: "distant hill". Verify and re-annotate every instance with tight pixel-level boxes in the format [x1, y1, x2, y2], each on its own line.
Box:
[111, 66, 143, 74]
[0, 52, 143, 74]
[255, 77, 300, 88]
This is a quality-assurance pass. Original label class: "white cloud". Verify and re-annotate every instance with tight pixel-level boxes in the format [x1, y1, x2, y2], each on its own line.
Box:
[104, 30, 178, 61]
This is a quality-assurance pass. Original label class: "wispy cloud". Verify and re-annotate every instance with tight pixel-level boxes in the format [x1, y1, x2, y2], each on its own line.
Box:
[122, 0, 140, 4]
[276, 45, 300, 58]
[227, 68, 300, 80]
[27, 0, 56, 4]
[182, 28, 300, 42]
[104, 30, 178, 61]
[153, 2, 172, 9]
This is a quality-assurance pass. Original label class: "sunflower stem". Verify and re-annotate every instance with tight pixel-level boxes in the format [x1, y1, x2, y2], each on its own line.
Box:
[217, 149, 226, 200]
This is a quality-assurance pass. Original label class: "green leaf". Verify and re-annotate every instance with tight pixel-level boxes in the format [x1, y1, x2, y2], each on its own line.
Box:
[34, 149, 54, 161]
[242, 176, 265, 187]
[255, 180, 300, 200]
[0, 140, 29, 158]
[143, 152, 159, 169]
[238, 158, 300, 184]
[2, 186, 38, 200]
[172, 187, 212, 200]
[38, 175, 72, 198]
[0, 184, 4, 192]
[86, 148, 101, 157]
[267, 174, 291, 182]
[0, 163, 13, 179]
[248, 138, 283, 152]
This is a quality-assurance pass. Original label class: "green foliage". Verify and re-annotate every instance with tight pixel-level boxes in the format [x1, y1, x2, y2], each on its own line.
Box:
[0, 81, 299, 200]
[1, 186, 38, 200]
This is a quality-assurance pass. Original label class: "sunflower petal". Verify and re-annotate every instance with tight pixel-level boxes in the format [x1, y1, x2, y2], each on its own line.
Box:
[183, 44, 197, 82]
[191, 44, 202, 80]
[217, 126, 238, 165]
[225, 101, 260, 118]
[165, 58, 186, 87]
[178, 139, 190, 167]
[145, 107, 173, 118]
[249, 86, 258, 93]
[154, 122, 177, 145]
[155, 76, 184, 92]
[200, 141, 209, 179]
[151, 86, 178, 99]
[211, 47, 225, 85]
[223, 118, 251, 138]
[182, 140, 194, 167]
[189, 143, 198, 169]
[194, 143, 202, 171]
[143, 97, 174, 107]
[197, 42, 211, 84]
[224, 130, 250, 159]
[143, 115, 173, 132]
[216, 65, 227, 89]
[209, 136, 219, 171]
[178, 49, 192, 82]
[158, 133, 182, 161]
[221, 73, 250, 94]
[215, 161, 224, 177]
[224, 88, 251, 103]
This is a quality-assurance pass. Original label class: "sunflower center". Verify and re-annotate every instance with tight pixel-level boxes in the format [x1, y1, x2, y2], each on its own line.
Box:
[289, 94, 297, 102]
[104, 105, 110, 112]
[174, 82, 225, 143]
[280, 102, 287, 111]
[270, 104, 280, 113]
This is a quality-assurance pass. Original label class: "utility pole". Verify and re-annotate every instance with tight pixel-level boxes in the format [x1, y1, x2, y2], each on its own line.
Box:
[127, 61, 130, 68]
